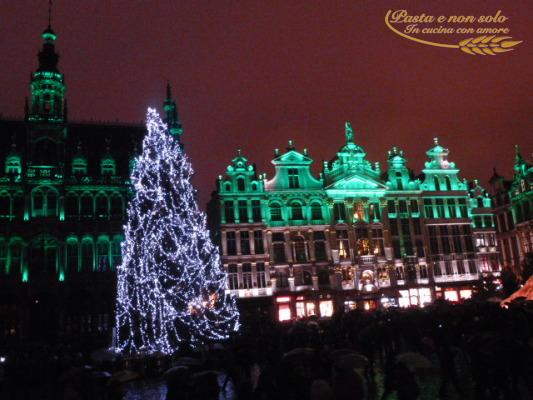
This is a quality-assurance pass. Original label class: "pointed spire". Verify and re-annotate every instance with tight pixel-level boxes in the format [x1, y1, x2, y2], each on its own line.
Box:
[163, 82, 183, 137]
[514, 144, 525, 173]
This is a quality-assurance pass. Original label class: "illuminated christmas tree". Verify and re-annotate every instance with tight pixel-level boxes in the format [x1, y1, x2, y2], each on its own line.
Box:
[114, 108, 239, 355]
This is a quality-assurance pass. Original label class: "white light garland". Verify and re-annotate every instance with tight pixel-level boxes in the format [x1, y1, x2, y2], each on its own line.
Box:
[114, 108, 239, 355]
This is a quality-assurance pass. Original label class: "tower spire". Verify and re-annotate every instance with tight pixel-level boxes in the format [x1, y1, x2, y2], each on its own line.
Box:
[163, 82, 183, 137]
[27, 1, 65, 122]
[48, 0, 53, 29]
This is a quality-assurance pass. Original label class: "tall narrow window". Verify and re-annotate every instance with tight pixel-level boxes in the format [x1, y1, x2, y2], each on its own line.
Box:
[410, 200, 419, 214]
[392, 239, 401, 259]
[447, 199, 456, 218]
[334, 202, 346, 221]
[238, 200, 248, 222]
[458, 199, 468, 218]
[242, 263, 253, 289]
[313, 231, 327, 261]
[424, 199, 434, 218]
[272, 233, 286, 263]
[110, 195, 123, 218]
[293, 236, 307, 263]
[227, 264, 238, 290]
[445, 176, 452, 191]
[111, 238, 122, 269]
[416, 240, 425, 257]
[95, 194, 108, 218]
[65, 194, 78, 218]
[81, 240, 93, 272]
[311, 202, 322, 220]
[226, 231, 237, 255]
[399, 200, 408, 214]
[270, 203, 282, 221]
[387, 200, 396, 214]
[96, 240, 109, 271]
[256, 263, 267, 288]
[80, 194, 93, 217]
[288, 168, 300, 189]
[240, 231, 250, 255]
[336, 230, 350, 260]
[66, 241, 78, 273]
[434, 176, 440, 191]
[251, 200, 261, 222]
[224, 201, 235, 223]
[436, 199, 445, 218]
[291, 202, 303, 220]
[9, 242, 22, 276]
[254, 230, 264, 254]
[395, 172, 403, 190]
[237, 177, 245, 192]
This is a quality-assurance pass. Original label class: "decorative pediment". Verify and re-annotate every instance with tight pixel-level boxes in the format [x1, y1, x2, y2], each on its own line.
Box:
[272, 150, 312, 165]
[326, 173, 387, 191]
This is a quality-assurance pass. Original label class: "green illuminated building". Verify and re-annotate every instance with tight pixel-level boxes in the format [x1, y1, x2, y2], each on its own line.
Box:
[0, 25, 177, 344]
[211, 124, 503, 319]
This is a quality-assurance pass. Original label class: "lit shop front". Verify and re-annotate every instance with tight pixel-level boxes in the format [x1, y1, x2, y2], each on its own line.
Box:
[434, 286, 473, 302]
[275, 294, 335, 321]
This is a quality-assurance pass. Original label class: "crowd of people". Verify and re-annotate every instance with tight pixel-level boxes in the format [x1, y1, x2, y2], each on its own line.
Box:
[1, 299, 533, 399]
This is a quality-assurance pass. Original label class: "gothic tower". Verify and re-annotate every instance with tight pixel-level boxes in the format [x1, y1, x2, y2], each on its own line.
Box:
[25, 21, 67, 171]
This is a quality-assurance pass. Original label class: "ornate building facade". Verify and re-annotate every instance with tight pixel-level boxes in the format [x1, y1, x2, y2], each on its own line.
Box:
[490, 147, 533, 277]
[0, 25, 178, 345]
[210, 123, 502, 320]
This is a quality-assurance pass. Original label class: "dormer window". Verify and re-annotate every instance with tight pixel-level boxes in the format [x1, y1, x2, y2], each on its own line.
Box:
[72, 157, 87, 175]
[236, 177, 245, 191]
[101, 158, 116, 175]
[6, 156, 21, 174]
[288, 168, 299, 189]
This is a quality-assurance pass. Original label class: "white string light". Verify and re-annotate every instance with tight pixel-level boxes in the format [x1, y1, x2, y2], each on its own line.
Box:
[114, 108, 239, 355]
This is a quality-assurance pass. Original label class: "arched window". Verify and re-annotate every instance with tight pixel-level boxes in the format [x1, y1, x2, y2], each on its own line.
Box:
[433, 176, 440, 191]
[237, 177, 245, 192]
[66, 239, 79, 273]
[95, 193, 108, 218]
[251, 182, 258, 191]
[293, 236, 307, 263]
[31, 187, 58, 217]
[445, 176, 452, 191]
[110, 194, 123, 218]
[96, 238, 110, 272]
[290, 202, 303, 220]
[0, 192, 11, 217]
[30, 236, 57, 274]
[101, 158, 116, 175]
[224, 182, 231, 192]
[311, 202, 322, 220]
[80, 193, 93, 217]
[33, 139, 57, 166]
[81, 239, 94, 272]
[5, 155, 22, 174]
[12, 193, 24, 219]
[270, 203, 282, 221]
[8, 241, 22, 276]
[72, 157, 87, 175]
[65, 193, 79, 218]
[111, 237, 123, 269]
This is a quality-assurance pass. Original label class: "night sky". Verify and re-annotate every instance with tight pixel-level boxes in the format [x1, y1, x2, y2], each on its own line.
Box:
[2, 1, 532, 207]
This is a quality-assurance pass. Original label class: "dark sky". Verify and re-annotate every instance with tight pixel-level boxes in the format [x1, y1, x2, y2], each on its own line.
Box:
[2, 1, 532, 207]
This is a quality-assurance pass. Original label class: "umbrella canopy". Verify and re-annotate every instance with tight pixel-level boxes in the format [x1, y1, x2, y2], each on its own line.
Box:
[396, 352, 432, 370]
[502, 275, 533, 304]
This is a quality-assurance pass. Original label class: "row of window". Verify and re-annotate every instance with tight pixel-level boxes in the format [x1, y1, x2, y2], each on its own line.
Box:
[0, 236, 123, 277]
[0, 191, 125, 219]
[427, 225, 475, 255]
[4, 157, 117, 176]
[226, 263, 268, 290]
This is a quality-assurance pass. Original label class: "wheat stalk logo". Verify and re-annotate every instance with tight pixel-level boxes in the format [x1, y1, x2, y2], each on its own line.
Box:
[459, 35, 522, 55]
[385, 10, 523, 55]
